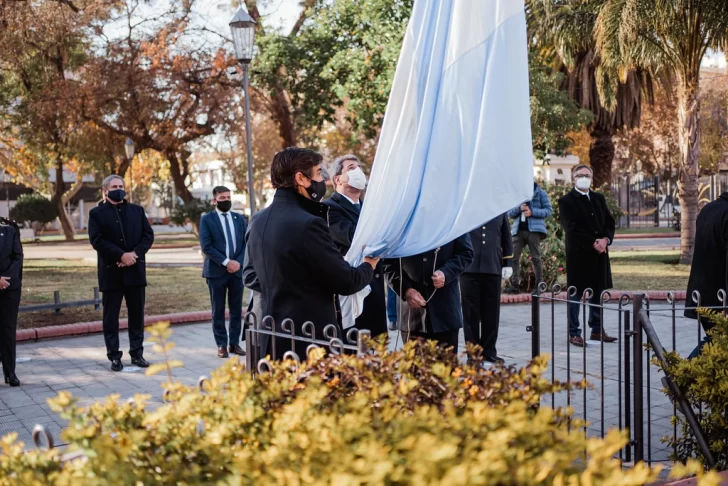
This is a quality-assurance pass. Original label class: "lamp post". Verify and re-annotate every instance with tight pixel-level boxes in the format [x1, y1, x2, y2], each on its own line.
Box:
[229, 6, 257, 216]
[124, 138, 135, 203]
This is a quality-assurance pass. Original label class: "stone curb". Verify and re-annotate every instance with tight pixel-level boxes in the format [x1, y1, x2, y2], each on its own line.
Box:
[613, 232, 680, 240]
[17, 290, 687, 343]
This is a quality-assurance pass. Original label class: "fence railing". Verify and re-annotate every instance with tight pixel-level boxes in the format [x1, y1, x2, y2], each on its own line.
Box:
[530, 283, 721, 466]
[19, 288, 101, 315]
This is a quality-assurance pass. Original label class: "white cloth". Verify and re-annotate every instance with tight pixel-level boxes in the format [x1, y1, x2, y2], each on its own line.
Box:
[216, 208, 237, 266]
[339, 0, 533, 328]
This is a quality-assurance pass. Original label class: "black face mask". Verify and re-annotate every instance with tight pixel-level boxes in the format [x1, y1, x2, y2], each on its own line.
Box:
[216, 200, 232, 212]
[107, 189, 126, 203]
[305, 179, 327, 202]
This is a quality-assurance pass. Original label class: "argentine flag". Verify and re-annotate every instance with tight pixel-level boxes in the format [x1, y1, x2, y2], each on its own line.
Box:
[341, 0, 533, 328]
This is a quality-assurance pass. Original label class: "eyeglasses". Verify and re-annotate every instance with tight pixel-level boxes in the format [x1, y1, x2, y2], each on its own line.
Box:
[574, 174, 591, 179]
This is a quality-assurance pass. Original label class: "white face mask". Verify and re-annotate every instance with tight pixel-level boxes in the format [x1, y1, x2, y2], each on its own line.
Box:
[344, 167, 367, 190]
[575, 177, 592, 191]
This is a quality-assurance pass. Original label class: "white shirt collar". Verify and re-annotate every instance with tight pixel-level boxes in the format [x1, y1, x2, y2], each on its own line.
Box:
[216, 208, 230, 216]
[575, 187, 590, 198]
[338, 192, 360, 206]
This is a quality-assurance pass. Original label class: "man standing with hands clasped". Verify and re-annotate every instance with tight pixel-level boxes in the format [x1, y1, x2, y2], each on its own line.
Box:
[199, 186, 247, 358]
[89, 175, 154, 371]
[559, 164, 617, 347]
[0, 216, 23, 386]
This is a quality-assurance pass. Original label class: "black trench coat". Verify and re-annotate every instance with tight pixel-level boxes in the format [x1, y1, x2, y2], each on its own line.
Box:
[558, 189, 615, 297]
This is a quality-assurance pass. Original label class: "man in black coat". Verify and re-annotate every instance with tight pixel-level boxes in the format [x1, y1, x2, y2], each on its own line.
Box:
[461, 213, 513, 362]
[684, 192, 728, 357]
[0, 217, 23, 386]
[385, 235, 474, 352]
[89, 175, 154, 371]
[323, 154, 387, 338]
[245, 147, 379, 359]
[559, 164, 617, 347]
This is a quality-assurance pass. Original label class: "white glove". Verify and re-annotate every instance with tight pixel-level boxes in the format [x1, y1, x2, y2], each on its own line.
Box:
[501, 267, 513, 280]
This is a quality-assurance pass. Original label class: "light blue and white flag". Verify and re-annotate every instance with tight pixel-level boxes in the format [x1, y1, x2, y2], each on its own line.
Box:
[341, 0, 534, 328]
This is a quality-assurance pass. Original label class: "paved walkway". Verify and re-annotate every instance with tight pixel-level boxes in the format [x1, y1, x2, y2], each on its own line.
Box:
[1, 302, 699, 465]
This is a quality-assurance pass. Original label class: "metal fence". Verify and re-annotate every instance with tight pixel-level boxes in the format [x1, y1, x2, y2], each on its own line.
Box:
[19, 288, 101, 315]
[530, 284, 719, 466]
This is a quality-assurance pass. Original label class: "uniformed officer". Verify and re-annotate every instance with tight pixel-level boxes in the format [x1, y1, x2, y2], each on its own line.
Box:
[0, 216, 23, 386]
[460, 213, 513, 363]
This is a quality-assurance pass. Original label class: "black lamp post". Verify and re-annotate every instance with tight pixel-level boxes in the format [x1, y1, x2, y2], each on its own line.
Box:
[229, 6, 257, 215]
[124, 138, 135, 203]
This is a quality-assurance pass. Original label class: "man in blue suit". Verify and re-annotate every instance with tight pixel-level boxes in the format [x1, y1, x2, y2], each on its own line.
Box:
[199, 186, 247, 358]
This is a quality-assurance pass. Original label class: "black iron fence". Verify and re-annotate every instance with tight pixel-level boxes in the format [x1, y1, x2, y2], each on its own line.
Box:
[530, 284, 720, 466]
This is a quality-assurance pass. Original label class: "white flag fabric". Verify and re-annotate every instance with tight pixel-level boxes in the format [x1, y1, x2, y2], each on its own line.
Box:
[340, 0, 533, 328]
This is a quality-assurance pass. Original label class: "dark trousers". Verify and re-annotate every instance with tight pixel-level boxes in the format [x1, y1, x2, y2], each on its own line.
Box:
[103, 287, 145, 361]
[567, 293, 603, 337]
[409, 328, 459, 353]
[512, 230, 543, 285]
[0, 290, 21, 375]
[460, 273, 501, 357]
[207, 273, 243, 348]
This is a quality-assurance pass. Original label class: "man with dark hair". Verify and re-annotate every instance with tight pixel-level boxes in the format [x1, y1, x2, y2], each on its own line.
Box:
[559, 164, 617, 347]
[89, 175, 154, 371]
[199, 185, 247, 358]
[323, 154, 387, 337]
[245, 147, 379, 358]
[0, 216, 23, 386]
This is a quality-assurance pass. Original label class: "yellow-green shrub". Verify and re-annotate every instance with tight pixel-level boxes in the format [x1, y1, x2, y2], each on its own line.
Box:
[0, 325, 719, 485]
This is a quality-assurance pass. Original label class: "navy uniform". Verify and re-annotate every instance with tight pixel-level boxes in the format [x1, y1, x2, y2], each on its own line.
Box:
[0, 217, 23, 386]
[460, 213, 513, 361]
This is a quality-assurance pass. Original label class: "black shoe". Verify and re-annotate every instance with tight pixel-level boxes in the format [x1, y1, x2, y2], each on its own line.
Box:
[218, 347, 229, 358]
[131, 356, 150, 368]
[484, 356, 505, 364]
[4, 372, 20, 387]
[503, 286, 520, 294]
[229, 344, 246, 356]
[111, 359, 124, 372]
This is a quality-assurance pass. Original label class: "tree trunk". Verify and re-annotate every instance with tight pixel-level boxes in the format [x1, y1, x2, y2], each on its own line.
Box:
[52, 157, 76, 241]
[271, 88, 297, 148]
[588, 126, 615, 188]
[676, 79, 701, 265]
[167, 151, 194, 203]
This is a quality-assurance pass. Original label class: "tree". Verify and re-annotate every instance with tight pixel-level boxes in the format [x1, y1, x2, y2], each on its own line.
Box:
[9, 193, 57, 231]
[527, 0, 653, 187]
[595, 1, 728, 264]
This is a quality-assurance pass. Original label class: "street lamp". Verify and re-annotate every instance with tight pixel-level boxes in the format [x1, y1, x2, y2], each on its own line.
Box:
[229, 6, 257, 216]
[124, 138, 135, 203]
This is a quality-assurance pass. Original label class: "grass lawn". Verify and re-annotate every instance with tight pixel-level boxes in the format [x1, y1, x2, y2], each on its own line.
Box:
[18, 260, 227, 329]
[615, 227, 677, 235]
[610, 250, 689, 291]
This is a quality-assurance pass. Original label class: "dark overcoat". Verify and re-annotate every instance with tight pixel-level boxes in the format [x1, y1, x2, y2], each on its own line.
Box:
[323, 192, 387, 337]
[199, 210, 246, 279]
[464, 213, 513, 275]
[245, 188, 374, 357]
[685, 193, 728, 329]
[88, 201, 154, 292]
[384, 234, 474, 333]
[0, 222, 23, 290]
[558, 189, 615, 296]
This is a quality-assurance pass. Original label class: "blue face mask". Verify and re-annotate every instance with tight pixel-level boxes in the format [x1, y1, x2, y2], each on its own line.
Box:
[107, 189, 126, 202]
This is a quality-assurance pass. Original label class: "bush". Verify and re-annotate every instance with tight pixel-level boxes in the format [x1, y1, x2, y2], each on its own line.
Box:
[0, 323, 717, 485]
[659, 311, 728, 469]
[514, 182, 624, 292]
[9, 193, 57, 229]
[169, 198, 213, 236]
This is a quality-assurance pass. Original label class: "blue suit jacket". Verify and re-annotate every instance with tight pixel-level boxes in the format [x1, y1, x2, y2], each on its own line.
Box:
[199, 210, 246, 279]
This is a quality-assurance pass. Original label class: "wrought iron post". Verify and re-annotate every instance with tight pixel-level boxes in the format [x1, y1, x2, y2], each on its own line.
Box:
[623, 308, 632, 462]
[633, 293, 645, 463]
[530, 290, 540, 359]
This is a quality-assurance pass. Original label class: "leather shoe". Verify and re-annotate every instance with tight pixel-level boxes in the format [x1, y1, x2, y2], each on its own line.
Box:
[4, 372, 20, 387]
[484, 356, 505, 364]
[229, 344, 246, 356]
[590, 332, 618, 343]
[111, 359, 124, 372]
[218, 347, 229, 358]
[569, 336, 587, 347]
[503, 286, 520, 295]
[131, 356, 150, 368]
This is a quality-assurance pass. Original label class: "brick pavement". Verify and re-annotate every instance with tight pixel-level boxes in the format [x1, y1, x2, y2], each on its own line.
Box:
[1, 301, 699, 466]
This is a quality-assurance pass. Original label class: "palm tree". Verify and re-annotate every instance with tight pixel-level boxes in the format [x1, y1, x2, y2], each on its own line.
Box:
[595, 1, 728, 264]
[527, 0, 653, 187]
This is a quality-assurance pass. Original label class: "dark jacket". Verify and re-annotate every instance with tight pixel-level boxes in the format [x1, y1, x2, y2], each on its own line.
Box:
[685, 193, 728, 329]
[199, 210, 246, 279]
[507, 184, 552, 235]
[323, 192, 387, 336]
[385, 235, 474, 333]
[88, 200, 155, 292]
[0, 222, 23, 291]
[464, 213, 513, 275]
[245, 188, 374, 356]
[559, 189, 615, 296]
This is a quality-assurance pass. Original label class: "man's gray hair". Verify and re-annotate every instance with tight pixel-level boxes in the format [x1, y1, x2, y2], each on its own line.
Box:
[330, 154, 361, 177]
[571, 164, 593, 178]
[102, 174, 124, 189]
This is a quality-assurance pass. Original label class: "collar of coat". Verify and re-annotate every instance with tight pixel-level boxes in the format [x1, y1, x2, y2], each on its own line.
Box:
[720, 192, 728, 202]
[273, 187, 328, 220]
